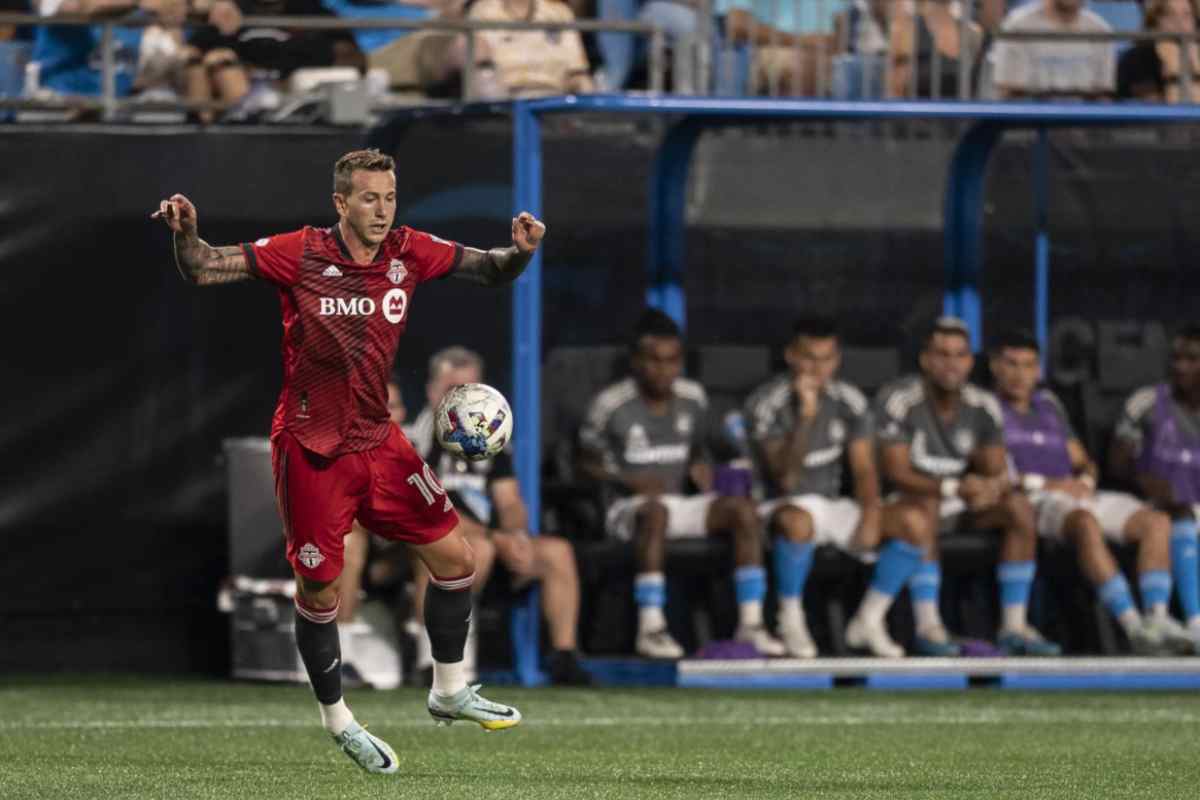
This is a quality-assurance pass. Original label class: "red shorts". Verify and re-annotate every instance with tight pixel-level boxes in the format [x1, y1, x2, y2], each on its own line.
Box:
[272, 423, 460, 582]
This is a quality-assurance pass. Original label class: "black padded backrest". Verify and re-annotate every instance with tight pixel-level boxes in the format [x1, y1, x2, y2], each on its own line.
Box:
[839, 346, 900, 396]
[695, 345, 772, 395]
[541, 346, 627, 474]
[1096, 321, 1166, 393]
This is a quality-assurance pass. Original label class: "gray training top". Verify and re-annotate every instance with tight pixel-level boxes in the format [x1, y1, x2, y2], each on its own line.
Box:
[744, 374, 873, 499]
[875, 374, 1005, 478]
[579, 376, 710, 495]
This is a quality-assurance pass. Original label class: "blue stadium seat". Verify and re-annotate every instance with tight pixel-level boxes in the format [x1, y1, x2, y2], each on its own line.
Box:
[597, 0, 637, 90]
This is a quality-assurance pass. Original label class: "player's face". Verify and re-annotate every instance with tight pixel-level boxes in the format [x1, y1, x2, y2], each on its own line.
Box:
[990, 347, 1040, 404]
[386, 382, 407, 425]
[1051, 0, 1082, 16]
[335, 169, 397, 249]
[632, 335, 684, 400]
[1170, 338, 1200, 394]
[427, 364, 483, 410]
[785, 336, 840, 389]
[921, 332, 973, 394]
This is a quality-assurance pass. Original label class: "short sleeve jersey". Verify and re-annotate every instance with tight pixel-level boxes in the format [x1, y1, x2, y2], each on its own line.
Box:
[875, 374, 1005, 478]
[244, 224, 462, 457]
[1115, 383, 1200, 504]
[578, 377, 709, 495]
[999, 389, 1077, 479]
[744, 375, 872, 499]
[406, 405, 515, 526]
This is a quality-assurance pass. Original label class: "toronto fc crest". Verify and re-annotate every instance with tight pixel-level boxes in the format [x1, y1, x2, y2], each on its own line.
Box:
[387, 259, 407, 284]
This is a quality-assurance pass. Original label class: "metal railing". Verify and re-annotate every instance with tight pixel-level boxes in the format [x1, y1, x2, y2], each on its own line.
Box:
[0, 11, 667, 120]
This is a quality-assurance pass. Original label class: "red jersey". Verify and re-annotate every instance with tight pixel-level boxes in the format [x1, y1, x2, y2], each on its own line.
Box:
[242, 224, 462, 457]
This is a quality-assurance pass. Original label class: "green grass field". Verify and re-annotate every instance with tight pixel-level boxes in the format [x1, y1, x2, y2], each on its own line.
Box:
[3, 677, 1199, 799]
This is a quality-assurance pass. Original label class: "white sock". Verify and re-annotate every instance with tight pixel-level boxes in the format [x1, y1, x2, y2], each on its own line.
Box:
[319, 698, 354, 736]
[914, 600, 945, 636]
[432, 660, 468, 697]
[1117, 608, 1142, 636]
[778, 597, 803, 628]
[856, 589, 894, 626]
[738, 599, 763, 629]
[1002, 604, 1027, 633]
[1150, 603, 1169, 621]
[638, 605, 667, 634]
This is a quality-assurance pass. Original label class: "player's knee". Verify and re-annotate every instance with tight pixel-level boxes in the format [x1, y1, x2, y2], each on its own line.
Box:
[897, 506, 935, 546]
[1003, 492, 1037, 536]
[721, 496, 760, 534]
[1063, 510, 1102, 547]
[296, 575, 339, 610]
[772, 505, 814, 543]
[635, 499, 669, 536]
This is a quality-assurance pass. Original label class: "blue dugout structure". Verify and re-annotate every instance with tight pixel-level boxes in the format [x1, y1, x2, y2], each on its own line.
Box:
[488, 95, 1200, 685]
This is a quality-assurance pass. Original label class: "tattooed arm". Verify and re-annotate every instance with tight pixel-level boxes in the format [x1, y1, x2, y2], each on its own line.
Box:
[452, 211, 546, 287]
[152, 193, 253, 286]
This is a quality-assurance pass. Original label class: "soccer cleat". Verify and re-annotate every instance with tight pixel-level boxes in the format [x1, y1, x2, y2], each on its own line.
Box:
[332, 721, 398, 775]
[997, 626, 1062, 657]
[1144, 616, 1195, 655]
[912, 627, 963, 657]
[636, 628, 685, 659]
[1127, 619, 1166, 656]
[778, 616, 818, 659]
[427, 684, 521, 732]
[735, 625, 787, 657]
[845, 615, 904, 658]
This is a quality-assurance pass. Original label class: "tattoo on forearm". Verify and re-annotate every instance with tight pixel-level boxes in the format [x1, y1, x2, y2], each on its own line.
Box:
[174, 233, 251, 286]
[453, 245, 533, 287]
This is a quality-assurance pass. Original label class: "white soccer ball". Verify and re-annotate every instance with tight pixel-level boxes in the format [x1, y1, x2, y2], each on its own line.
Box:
[434, 382, 513, 461]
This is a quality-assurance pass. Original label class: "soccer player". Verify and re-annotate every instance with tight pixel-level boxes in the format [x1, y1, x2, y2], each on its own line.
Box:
[1110, 325, 1200, 650]
[404, 346, 593, 685]
[745, 317, 935, 658]
[991, 329, 1192, 654]
[578, 309, 785, 659]
[875, 317, 1060, 657]
[152, 149, 542, 774]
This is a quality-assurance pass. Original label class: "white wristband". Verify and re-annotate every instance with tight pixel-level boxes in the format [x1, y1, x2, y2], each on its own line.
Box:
[940, 478, 961, 499]
[1021, 473, 1046, 493]
[1079, 473, 1097, 490]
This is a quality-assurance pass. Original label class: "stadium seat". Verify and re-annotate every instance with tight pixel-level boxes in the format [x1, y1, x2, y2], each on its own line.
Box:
[839, 345, 900, 396]
[1088, 1, 1143, 52]
[1080, 320, 1167, 469]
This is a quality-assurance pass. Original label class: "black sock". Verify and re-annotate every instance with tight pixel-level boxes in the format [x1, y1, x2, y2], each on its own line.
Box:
[425, 581, 472, 664]
[294, 605, 342, 705]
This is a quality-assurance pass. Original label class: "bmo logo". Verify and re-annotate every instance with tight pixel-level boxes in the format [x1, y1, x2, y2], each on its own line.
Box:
[316, 288, 408, 324]
[382, 288, 408, 324]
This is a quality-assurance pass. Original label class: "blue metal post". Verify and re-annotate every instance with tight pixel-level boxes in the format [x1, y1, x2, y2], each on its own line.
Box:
[943, 121, 1002, 352]
[1033, 127, 1050, 367]
[511, 102, 546, 686]
[646, 119, 704, 330]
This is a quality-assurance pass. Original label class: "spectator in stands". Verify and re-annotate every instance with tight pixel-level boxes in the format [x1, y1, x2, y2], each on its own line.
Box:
[886, 0, 983, 98]
[578, 309, 785, 659]
[403, 347, 593, 685]
[991, 0, 1115, 100]
[1117, 0, 1199, 103]
[834, 0, 889, 56]
[991, 328, 1192, 655]
[468, 0, 594, 97]
[875, 316, 1060, 657]
[1110, 325, 1200, 651]
[745, 317, 935, 659]
[721, 0, 844, 95]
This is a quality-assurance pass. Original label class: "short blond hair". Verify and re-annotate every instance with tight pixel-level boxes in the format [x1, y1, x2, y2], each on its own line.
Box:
[333, 148, 395, 195]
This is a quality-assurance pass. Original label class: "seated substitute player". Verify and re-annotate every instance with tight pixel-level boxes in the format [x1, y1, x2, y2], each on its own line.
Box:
[991, 328, 1191, 654]
[578, 309, 785, 659]
[153, 148, 544, 774]
[875, 317, 1060, 657]
[745, 317, 936, 658]
[1110, 324, 1200, 650]
[403, 346, 593, 685]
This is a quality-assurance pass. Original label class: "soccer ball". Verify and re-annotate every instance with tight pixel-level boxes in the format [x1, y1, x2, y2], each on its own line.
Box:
[434, 382, 513, 461]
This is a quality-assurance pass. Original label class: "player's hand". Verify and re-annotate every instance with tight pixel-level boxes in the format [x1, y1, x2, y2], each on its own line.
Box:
[151, 193, 198, 236]
[512, 211, 545, 254]
[849, 505, 883, 553]
[959, 474, 992, 511]
[208, 0, 243, 36]
[793, 374, 821, 420]
[1047, 478, 1093, 500]
[494, 530, 536, 580]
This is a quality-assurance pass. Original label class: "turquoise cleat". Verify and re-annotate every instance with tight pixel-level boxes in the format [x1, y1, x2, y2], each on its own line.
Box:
[428, 684, 522, 732]
[912, 631, 962, 657]
[332, 721, 398, 774]
[997, 627, 1062, 657]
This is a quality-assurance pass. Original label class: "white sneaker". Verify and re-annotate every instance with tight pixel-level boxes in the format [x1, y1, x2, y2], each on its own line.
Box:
[636, 628, 685, 659]
[846, 615, 905, 658]
[735, 625, 787, 657]
[778, 616, 818, 658]
[1146, 616, 1196, 655]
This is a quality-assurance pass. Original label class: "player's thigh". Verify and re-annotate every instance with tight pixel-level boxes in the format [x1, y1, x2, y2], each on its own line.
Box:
[763, 495, 859, 548]
[605, 495, 678, 540]
[1029, 491, 1087, 541]
[359, 424, 460, 548]
[1099, 492, 1155, 543]
[272, 431, 368, 583]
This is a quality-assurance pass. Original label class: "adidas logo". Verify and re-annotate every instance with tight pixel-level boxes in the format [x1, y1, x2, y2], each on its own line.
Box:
[322, 265, 343, 277]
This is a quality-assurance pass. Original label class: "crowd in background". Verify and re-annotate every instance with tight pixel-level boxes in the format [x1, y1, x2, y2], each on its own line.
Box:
[1, 0, 1199, 120]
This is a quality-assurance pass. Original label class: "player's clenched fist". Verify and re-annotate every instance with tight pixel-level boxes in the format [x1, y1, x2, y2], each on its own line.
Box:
[511, 211, 545, 254]
[151, 194, 199, 236]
